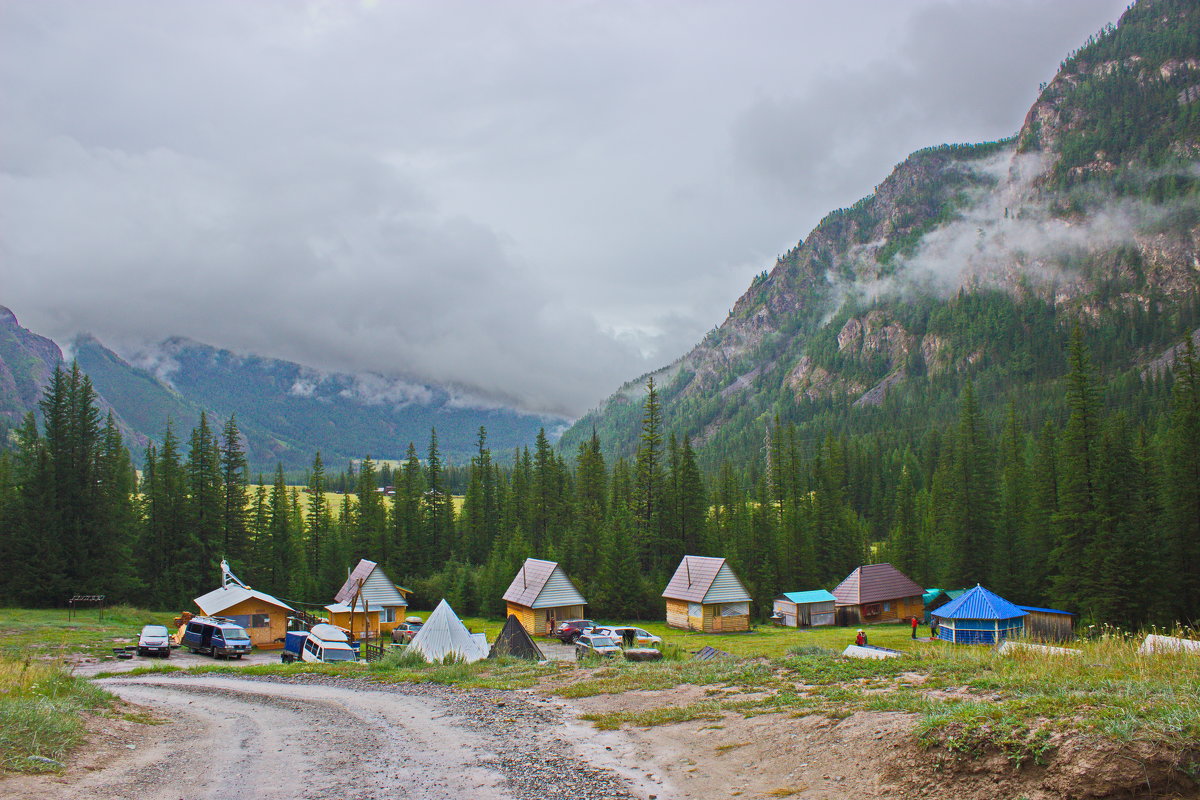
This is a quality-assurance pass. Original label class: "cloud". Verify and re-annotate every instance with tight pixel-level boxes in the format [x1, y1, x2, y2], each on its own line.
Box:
[0, 0, 1130, 417]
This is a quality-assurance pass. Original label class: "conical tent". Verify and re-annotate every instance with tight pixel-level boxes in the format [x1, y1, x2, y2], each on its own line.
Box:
[407, 600, 489, 663]
[489, 614, 545, 660]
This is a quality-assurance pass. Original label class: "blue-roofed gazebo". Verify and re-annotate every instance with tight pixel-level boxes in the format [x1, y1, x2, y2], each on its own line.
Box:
[932, 585, 1026, 645]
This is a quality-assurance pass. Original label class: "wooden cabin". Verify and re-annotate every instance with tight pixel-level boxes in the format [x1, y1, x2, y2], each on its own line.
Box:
[832, 563, 924, 626]
[933, 585, 1026, 645]
[772, 590, 836, 627]
[1017, 605, 1076, 642]
[192, 563, 295, 650]
[323, 602, 380, 637]
[333, 559, 408, 638]
[663, 556, 752, 633]
[502, 558, 587, 636]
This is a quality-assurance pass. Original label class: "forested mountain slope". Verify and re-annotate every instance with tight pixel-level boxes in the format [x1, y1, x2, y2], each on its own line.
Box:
[561, 0, 1200, 468]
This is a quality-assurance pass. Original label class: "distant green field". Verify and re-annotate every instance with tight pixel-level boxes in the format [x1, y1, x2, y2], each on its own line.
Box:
[247, 487, 466, 517]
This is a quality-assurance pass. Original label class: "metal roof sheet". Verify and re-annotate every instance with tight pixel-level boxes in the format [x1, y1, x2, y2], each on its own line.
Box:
[778, 590, 837, 605]
[502, 559, 585, 608]
[663, 556, 749, 603]
[334, 559, 406, 607]
[933, 585, 1026, 620]
[1017, 605, 1076, 616]
[832, 564, 925, 605]
[193, 585, 294, 616]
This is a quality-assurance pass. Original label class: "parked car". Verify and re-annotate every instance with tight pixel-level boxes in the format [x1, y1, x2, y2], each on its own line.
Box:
[555, 619, 595, 643]
[391, 622, 423, 644]
[606, 626, 663, 648]
[574, 633, 622, 660]
[137, 624, 172, 657]
[281, 624, 359, 664]
[181, 616, 253, 659]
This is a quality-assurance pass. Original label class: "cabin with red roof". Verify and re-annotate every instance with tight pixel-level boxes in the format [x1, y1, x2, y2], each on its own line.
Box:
[832, 563, 924, 626]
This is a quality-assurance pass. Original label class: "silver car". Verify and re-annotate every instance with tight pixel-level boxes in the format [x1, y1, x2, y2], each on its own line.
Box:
[137, 624, 172, 657]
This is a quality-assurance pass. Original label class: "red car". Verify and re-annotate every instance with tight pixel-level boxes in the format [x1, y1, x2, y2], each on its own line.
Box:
[555, 619, 595, 643]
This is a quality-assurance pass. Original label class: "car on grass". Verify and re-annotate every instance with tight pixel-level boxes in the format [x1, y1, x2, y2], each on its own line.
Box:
[555, 619, 595, 643]
[605, 626, 663, 648]
[137, 624, 172, 657]
[390, 621, 423, 644]
[574, 632, 622, 660]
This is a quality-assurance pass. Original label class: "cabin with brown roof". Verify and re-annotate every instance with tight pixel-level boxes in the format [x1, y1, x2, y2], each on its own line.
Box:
[502, 558, 587, 636]
[332, 559, 408, 638]
[662, 556, 752, 633]
[832, 563, 924, 626]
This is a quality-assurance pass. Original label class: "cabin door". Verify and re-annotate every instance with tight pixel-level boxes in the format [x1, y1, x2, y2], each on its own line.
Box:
[711, 614, 722, 633]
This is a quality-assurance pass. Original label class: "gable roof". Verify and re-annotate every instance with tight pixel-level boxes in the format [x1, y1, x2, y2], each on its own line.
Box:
[193, 584, 294, 616]
[662, 556, 751, 604]
[933, 585, 1026, 620]
[502, 558, 586, 608]
[777, 590, 837, 605]
[832, 563, 925, 606]
[488, 614, 545, 660]
[334, 559, 407, 607]
[406, 600, 489, 663]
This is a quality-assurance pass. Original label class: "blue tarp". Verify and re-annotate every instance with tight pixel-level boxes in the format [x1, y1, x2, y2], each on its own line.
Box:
[934, 585, 1026, 621]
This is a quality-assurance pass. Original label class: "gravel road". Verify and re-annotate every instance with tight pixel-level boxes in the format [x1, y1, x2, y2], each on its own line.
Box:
[58, 673, 644, 800]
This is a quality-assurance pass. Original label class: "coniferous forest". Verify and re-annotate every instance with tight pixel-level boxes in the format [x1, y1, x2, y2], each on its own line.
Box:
[1, 326, 1197, 629]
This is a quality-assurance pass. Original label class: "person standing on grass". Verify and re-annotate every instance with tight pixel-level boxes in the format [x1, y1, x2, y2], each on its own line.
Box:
[911, 616, 919, 639]
[855, 629, 866, 646]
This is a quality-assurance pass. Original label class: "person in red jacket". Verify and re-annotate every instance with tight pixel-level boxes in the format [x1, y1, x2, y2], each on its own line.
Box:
[911, 615, 919, 639]
[855, 629, 866, 646]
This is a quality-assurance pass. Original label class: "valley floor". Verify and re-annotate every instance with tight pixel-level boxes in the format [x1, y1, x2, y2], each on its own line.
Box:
[2, 668, 1196, 800]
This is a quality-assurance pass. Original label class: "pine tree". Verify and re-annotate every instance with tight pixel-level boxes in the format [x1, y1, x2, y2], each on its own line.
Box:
[1162, 339, 1200, 622]
[1051, 328, 1103, 613]
[219, 415, 251, 570]
[633, 378, 665, 575]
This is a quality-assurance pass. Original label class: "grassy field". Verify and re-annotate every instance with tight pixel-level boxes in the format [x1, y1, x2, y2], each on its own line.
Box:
[4, 607, 1198, 778]
[0, 607, 177, 661]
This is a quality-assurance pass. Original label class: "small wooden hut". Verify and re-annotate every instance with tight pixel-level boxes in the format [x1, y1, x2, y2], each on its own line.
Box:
[772, 590, 836, 627]
[832, 563, 925, 626]
[502, 558, 587, 636]
[663, 556, 752, 633]
[933, 585, 1026, 645]
[333, 559, 408, 638]
[192, 561, 295, 649]
[489, 614, 545, 660]
[1017, 605, 1076, 642]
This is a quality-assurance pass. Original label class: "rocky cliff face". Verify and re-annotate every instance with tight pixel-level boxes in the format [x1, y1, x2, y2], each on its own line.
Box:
[561, 0, 1200, 459]
[0, 306, 63, 425]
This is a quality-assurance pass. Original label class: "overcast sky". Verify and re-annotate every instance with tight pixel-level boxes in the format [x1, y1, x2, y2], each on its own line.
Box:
[0, 0, 1128, 417]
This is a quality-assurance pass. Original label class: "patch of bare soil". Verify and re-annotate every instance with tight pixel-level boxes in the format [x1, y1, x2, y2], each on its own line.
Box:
[563, 690, 1200, 800]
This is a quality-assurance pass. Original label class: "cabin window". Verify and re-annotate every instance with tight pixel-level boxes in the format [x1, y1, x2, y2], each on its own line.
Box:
[883, 602, 891, 612]
[687, 603, 703, 617]
[721, 602, 749, 616]
[381, 607, 397, 624]
[863, 603, 882, 616]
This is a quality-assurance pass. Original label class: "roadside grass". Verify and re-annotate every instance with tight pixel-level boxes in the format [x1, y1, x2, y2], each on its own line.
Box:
[0, 606, 177, 660]
[0, 656, 114, 773]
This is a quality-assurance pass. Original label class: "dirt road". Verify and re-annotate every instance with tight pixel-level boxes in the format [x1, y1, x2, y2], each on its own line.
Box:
[1, 674, 648, 800]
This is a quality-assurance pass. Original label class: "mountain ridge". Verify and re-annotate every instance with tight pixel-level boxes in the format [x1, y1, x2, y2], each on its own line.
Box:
[561, 0, 1200, 463]
[0, 307, 564, 467]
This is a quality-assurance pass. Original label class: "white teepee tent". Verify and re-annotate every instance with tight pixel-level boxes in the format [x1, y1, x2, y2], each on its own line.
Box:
[406, 599, 489, 663]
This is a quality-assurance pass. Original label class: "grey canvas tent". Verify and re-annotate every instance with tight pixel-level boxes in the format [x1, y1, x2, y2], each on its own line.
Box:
[406, 600, 489, 663]
[488, 614, 545, 660]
